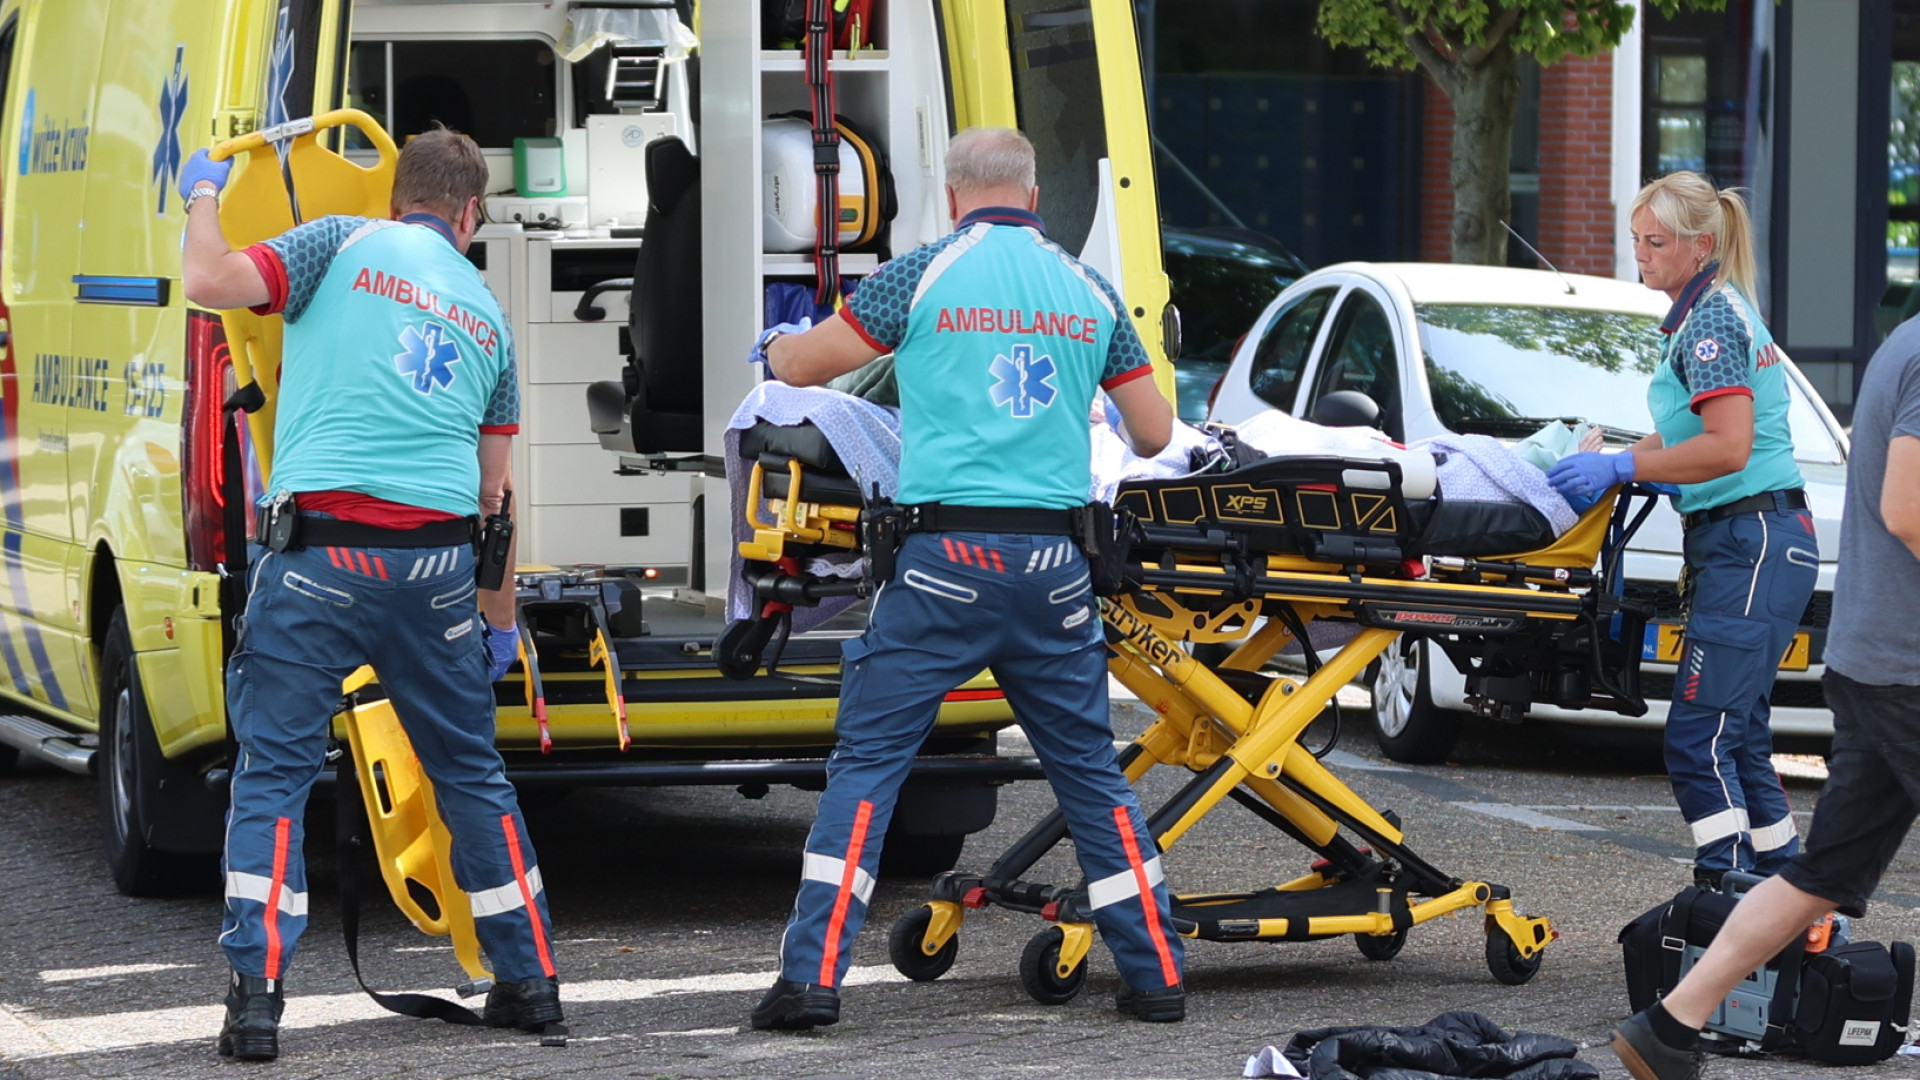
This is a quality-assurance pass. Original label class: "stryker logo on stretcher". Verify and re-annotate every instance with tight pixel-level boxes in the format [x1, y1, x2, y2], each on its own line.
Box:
[1103, 602, 1186, 672]
[350, 268, 501, 357]
[934, 307, 1099, 343]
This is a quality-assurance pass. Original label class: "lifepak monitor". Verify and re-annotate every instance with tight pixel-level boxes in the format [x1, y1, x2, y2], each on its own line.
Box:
[514, 137, 567, 197]
[761, 114, 895, 252]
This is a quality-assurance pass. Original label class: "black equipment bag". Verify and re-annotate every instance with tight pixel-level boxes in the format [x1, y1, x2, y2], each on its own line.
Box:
[1794, 940, 1915, 1065]
[1621, 883, 1913, 1064]
[1619, 886, 1743, 1014]
[1618, 883, 1803, 1052]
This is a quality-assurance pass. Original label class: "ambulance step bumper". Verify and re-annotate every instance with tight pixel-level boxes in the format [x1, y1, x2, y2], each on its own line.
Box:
[0, 714, 96, 776]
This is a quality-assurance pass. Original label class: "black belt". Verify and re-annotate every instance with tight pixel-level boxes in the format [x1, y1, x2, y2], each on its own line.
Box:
[901, 503, 1080, 536]
[1682, 488, 1808, 530]
[291, 514, 475, 549]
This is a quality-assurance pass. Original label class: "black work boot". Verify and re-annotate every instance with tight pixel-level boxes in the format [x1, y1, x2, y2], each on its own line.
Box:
[750, 978, 839, 1030]
[1692, 867, 1725, 892]
[217, 972, 284, 1062]
[484, 976, 564, 1032]
[1115, 982, 1186, 1022]
[1612, 1011, 1705, 1080]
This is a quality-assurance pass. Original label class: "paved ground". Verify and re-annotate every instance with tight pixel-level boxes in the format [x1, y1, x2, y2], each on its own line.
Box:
[3, 698, 1919, 1079]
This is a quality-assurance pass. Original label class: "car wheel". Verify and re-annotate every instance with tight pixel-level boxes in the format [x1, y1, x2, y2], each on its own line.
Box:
[1370, 638, 1463, 765]
[0, 744, 16, 778]
[98, 609, 218, 896]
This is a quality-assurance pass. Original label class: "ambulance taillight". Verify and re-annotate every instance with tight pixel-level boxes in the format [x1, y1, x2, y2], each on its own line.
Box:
[181, 310, 235, 572]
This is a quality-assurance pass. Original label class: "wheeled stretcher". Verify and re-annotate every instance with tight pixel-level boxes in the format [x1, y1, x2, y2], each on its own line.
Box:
[722, 421, 1654, 998]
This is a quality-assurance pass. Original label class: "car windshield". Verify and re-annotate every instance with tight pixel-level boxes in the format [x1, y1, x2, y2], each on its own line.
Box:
[1417, 303, 1845, 464]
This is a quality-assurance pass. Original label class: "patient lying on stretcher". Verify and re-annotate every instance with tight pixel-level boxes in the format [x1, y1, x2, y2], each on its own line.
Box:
[724, 382, 1595, 631]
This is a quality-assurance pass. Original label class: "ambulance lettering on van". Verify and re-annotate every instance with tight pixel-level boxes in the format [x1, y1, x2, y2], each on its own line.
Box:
[30, 354, 113, 412]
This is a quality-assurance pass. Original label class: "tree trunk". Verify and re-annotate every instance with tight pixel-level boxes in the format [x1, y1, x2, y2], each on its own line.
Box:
[1444, 39, 1519, 265]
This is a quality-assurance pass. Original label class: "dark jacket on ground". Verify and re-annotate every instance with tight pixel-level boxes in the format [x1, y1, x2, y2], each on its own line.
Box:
[1283, 1010, 1598, 1080]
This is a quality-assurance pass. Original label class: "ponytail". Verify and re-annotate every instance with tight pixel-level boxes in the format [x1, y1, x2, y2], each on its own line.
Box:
[1712, 189, 1760, 304]
[1631, 172, 1760, 303]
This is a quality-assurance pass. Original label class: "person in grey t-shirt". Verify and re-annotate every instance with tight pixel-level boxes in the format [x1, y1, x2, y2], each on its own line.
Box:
[1613, 322, 1920, 1080]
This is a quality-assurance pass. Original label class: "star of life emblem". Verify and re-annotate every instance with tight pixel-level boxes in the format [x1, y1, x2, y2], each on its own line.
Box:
[394, 322, 462, 394]
[989, 343, 1057, 418]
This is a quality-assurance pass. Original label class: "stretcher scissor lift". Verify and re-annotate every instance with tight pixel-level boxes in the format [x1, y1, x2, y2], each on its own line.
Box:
[887, 453, 1655, 1000]
[716, 425, 1654, 998]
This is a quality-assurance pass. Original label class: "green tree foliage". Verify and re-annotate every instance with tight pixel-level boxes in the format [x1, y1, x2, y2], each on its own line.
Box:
[1317, 0, 1724, 265]
[1421, 304, 1662, 376]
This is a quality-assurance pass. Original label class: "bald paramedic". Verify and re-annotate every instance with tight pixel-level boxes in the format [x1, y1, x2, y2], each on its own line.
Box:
[179, 127, 557, 1062]
[746, 126, 1184, 1030]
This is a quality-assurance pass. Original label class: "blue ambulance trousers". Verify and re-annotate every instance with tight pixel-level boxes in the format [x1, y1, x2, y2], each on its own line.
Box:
[1666, 507, 1818, 875]
[220, 541, 557, 983]
[778, 531, 1184, 992]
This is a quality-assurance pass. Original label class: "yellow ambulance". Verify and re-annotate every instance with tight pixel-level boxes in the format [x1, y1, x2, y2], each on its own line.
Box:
[0, 0, 1174, 896]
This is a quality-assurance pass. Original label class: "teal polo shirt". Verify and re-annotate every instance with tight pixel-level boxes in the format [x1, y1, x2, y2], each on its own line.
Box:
[842, 207, 1153, 509]
[1648, 265, 1802, 515]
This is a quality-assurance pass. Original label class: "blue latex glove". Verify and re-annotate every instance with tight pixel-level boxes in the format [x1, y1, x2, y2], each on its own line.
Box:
[177, 149, 232, 204]
[748, 318, 812, 365]
[1547, 451, 1635, 499]
[484, 621, 520, 682]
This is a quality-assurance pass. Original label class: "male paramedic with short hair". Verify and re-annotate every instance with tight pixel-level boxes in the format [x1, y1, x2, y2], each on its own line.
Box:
[1612, 320, 1920, 1078]
[747, 126, 1184, 1030]
[178, 128, 558, 1062]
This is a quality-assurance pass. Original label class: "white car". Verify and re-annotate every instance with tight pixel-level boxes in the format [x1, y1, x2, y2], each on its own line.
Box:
[1204, 262, 1849, 763]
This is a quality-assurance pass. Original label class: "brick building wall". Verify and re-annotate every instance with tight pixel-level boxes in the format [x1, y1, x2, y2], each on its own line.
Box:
[1419, 57, 1616, 273]
[1420, 75, 1453, 263]
[1536, 55, 1616, 276]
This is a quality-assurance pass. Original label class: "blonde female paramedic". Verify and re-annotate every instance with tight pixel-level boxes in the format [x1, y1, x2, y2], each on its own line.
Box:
[1547, 172, 1817, 890]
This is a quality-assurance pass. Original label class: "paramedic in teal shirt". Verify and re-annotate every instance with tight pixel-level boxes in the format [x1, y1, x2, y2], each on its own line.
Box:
[1549, 172, 1816, 890]
[180, 127, 560, 1060]
[746, 127, 1183, 1030]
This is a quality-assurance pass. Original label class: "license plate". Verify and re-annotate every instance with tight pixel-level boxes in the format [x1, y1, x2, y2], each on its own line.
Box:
[1642, 624, 1811, 672]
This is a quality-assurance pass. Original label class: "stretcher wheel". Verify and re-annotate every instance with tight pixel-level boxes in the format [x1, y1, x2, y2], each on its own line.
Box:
[1354, 929, 1407, 961]
[714, 617, 778, 680]
[1485, 928, 1543, 985]
[1018, 927, 1087, 1005]
[888, 906, 958, 982]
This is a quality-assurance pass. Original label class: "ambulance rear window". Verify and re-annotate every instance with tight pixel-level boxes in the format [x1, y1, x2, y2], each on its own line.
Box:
[348, 39, 559, 149]
[1005, 0, 1108, 259]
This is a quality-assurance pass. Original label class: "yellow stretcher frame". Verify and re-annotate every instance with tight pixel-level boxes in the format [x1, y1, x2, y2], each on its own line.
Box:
[883, 488, 1649, 1000]
[208, 113, 489, 989]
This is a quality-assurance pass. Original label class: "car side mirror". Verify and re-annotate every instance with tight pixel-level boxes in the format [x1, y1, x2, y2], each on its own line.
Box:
[1312, 389, 1382, 428]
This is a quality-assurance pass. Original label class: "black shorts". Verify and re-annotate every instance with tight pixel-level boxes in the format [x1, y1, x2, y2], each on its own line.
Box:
[1780, 670, 1920, 916]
